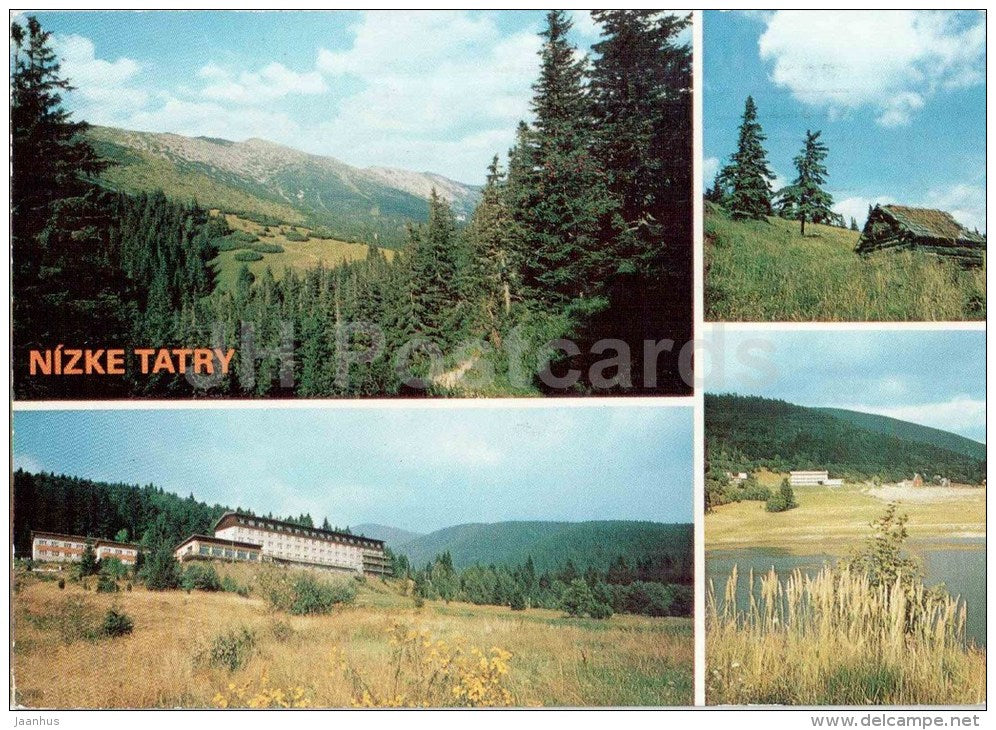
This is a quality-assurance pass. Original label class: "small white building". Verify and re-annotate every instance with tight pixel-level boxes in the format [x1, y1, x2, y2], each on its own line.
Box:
[789, 470, 842, 487]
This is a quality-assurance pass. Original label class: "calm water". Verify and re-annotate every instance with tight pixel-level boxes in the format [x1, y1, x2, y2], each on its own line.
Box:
[707, 539, 986, 648]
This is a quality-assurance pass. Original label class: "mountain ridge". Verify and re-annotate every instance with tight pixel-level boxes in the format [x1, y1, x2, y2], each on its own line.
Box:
[86, 125, 482, 247]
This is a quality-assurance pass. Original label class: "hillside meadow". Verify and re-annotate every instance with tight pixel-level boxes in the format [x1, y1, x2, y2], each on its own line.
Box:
[706, 476, 986, 553]
[12, 564, 692, 708]
[210, 213, 392, 292]
[704, 205, 986, 322]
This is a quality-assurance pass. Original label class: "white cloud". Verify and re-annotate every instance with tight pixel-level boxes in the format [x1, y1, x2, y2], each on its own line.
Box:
[758, 11, 984, 126]
[841, 396, 986, 441]
[125, 95, 302, 144]
[569, 10, 601, 39]
[833, 194, 896, 229]
[923, 183, 986, 234]
[832, 184, 985, 233]
[198, 61, 326, 104]
[53, 34, 148, 123]
[13, 453, 45, 474]
[703, 156, 719, 185]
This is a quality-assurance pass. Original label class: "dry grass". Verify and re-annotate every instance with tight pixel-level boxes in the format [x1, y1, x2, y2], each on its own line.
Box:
[706, 482, 986, 553]
[12, 570, 691, 708]
[707, 566, 986, 705]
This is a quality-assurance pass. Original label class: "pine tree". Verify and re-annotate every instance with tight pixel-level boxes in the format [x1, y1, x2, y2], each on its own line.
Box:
[721, 96, 773, 220]
[777, 130, 835, 235]
[513, 10, 617, 305]
[408, 190, 463, 345]
[850, 217, 860, 232]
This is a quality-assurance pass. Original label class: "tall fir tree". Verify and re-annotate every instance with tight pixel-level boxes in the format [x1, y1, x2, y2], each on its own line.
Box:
[408, 190, 463, 345]
[777, 130, 834, 235]
[512, 10, 618, 306]
[721, 96, 774, 220]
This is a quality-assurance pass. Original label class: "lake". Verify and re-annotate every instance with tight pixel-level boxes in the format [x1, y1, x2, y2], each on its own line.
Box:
[707, 538, 986, 648]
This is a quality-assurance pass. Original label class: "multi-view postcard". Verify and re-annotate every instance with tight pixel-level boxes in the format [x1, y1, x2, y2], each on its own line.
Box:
[7, 7, 988, 716]
[10, 9, 692, 400]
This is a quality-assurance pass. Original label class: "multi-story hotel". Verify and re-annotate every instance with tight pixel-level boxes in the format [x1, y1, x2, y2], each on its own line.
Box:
[31, 531, 89, 563]
[174, 512, 392, 576]
[31, 531, 141, 565]
[94, 538, 141, 565]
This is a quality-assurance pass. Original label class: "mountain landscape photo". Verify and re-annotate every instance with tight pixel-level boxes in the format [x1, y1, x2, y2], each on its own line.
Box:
[11, 10, 693, 399]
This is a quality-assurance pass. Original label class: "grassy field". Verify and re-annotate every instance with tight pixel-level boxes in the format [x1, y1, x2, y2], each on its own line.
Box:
[12, 565, 692, 708]
[706, 475, 986, 553]
[707, 565, 985, 705]
[210, 213, 393, 292]
[704, 205, 986, 321]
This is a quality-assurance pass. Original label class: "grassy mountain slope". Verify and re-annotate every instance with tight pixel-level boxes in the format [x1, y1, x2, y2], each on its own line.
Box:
[397, 521, 692, 574]
[817, 407, 985, 461]
[87, 126, 481, 248]
[705, 394, 985, 483]
[704, 203, 986, 322]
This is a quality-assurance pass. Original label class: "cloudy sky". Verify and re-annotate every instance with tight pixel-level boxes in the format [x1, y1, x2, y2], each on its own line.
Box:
[12, 406, 693, 532]
[704, 10, 986, 232]
[704, 328, 985, 442]
[21, 10, 628, 184]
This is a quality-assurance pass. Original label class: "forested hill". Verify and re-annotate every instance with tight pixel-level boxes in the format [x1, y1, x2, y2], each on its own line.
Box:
[705, 394, 985, 484]
[817, 407, 986, 461]
[87, 125, 482, 249]
[392, 521, 692, 577]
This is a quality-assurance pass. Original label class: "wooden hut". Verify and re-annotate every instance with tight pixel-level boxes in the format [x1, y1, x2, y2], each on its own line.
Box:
[856, 204, 986, 266]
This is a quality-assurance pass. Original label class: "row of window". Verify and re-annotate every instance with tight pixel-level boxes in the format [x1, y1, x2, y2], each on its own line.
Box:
[231, 516, 378, 548]
[197, 545, 259, 560]
[35, 539, 83, 548]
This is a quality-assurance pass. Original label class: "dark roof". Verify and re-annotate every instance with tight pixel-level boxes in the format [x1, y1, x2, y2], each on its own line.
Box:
[31, 530, 90, 542]
[174, 533, 263, 551]
[94, 538, 142, 550]
[212, 511, 384, 547]
[880, 205, 985, 243]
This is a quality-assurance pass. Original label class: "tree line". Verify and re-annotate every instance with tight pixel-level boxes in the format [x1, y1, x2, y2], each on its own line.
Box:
[12, 469, 354, 557]
[391, 550, 692, 619]
[12, 11, 692, 398]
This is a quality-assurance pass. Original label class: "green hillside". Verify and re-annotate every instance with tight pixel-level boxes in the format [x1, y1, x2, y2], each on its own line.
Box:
[396, 521, 692, 575]
[352, 523, 424, 548]
[704, 203, 986, 321]
[87, 126, 481, 249]
[705, 394, 985, 484]
[817, 407, 986, 461]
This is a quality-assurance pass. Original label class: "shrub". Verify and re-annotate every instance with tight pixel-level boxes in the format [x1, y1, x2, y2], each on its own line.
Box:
[270, 619, 294, 643]
[233, 250, 264, 262]
[57, 578, 65, 590]
[182, 563, 222, 592]
[250, 242, 284, 254]
[102, 606, 134, 637]
[284, 229, 309, 242]
[509, 590, 527, 611]
[141, 547, 181, 591]
[289, 574, 356, 615]
[78, 544, 100, 577]
[96, 574, 119, 593]
[101, 557, 130, 579]
[203, 627, 257, 672]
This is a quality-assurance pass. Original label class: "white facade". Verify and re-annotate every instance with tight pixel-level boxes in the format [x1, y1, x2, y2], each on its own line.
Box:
[789, 470, 830, 486]
[214, 515, 368, 573]
[95, 541, 140, 564]
[32, 533, 87, 562]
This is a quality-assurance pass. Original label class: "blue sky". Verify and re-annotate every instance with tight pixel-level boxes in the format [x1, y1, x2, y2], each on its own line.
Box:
[704, 328, 985, 443]
[704, 11, 986, 232]
[18, 10, 679, 184]
[12, 406, 694, 532]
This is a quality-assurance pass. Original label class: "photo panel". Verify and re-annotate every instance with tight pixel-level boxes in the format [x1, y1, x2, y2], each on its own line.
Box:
[12, 403, 695, 708]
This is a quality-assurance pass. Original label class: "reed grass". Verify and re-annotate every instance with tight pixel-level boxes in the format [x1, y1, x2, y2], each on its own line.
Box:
[706, 565, 985, 705]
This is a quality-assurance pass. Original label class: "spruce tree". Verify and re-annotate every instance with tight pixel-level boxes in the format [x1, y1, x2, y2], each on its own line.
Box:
[778, 130, 834, 235]
[850, 217, 859, 232]
[721, 96, 773, 220]
[408, 189, 462, 345]
[513, 10, 617, 306]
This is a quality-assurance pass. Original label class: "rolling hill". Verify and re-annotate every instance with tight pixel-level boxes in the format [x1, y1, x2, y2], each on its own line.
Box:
[391, 520, 692, 575]
[706, 393, 985, 483]
[351, 523, 424, 548]
[87, 126, 481, 248]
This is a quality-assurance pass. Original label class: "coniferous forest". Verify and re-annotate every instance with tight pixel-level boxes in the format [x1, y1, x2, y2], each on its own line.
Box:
[11, 11, 692, 399]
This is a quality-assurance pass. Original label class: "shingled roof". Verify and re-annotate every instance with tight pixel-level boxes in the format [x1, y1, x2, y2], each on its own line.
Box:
[880, 205, 985, 243]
